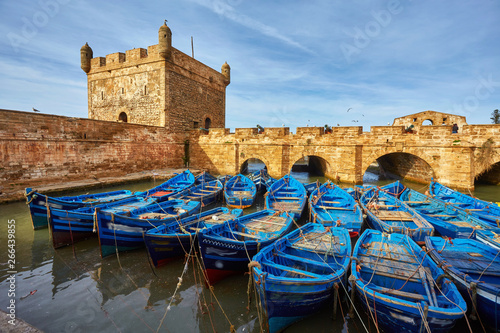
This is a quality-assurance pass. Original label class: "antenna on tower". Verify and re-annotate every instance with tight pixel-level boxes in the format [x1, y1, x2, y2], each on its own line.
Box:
[191, 36, 194, 58]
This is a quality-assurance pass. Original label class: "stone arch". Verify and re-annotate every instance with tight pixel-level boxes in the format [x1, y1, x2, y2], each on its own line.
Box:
[116, 107, 129, 123]
[476, 160, 500, 185]
[422, 119, 433, 126]
[363, 150, 436, 184]
[238, 152, 272, 176]
[204, 117, 211, 130]
[118, 111, 128, 122]
[474, 138, 500, 183]
[239, 157, 268, 174]
[289, 154, 332, 177]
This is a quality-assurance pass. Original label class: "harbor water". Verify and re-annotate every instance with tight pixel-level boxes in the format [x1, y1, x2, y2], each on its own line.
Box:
[1, 166, 498, 332]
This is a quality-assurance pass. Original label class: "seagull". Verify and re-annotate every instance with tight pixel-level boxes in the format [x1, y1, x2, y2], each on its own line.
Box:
[362, 114, 365, 117]
[347, 108, 352, 112]
[32, 108, 40, 112]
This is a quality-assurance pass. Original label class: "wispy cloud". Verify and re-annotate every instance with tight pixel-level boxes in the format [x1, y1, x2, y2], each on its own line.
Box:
[187, 0, 315, 55]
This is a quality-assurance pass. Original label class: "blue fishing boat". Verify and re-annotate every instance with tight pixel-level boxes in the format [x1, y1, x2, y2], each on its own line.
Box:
[249, 168, 270, 192]
[198, 210, 293, 285]
[48, 197, 156, 248]
[264, 176, 277, 192]
[170, 179, 223, 206]
[25, 187, 134, 230]
[304, 180, 322, 197]
[309, 182, 363, 237]
[223, 174, 257, 208]
[265, 175, 307, 220]
[399, 187, 492, 238]
[216, 174, 232, 185]
[96, 199, 200, 258]
[344, 185, 375, 201]
[251, 223, 351, 333]
[47, 196, 157, 249]
[379, 180, 407, 198]
[194, 171, 217, 184]
[352, 230, 466, 333]
[135, 170, 195, 202]
[360, 187, 434, 243]
[429, 180, 500, 227]
[475, 227, 500, 250]
[144, 207, 243, 267]
[425, 236, 500, 332]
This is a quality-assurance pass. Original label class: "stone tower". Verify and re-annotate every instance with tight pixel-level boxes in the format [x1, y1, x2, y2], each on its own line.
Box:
[81, 22, 229, 131]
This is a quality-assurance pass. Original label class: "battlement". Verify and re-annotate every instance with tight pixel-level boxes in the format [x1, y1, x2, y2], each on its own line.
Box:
[296, 127, 324, 136]
[88, 45, 162, 71]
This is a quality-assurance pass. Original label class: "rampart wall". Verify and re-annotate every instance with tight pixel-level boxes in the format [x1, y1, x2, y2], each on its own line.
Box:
[0, 109, 185, 184]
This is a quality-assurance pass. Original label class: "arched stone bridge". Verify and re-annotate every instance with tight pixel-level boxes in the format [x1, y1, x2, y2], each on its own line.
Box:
[190, 121, 500, 190]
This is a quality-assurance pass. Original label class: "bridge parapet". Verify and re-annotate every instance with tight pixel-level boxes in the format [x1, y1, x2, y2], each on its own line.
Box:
[264, 127, 290, 137]
[296, 127, 324, 136]
[207, 128, 231, 137]
[235, 128, 258, 137]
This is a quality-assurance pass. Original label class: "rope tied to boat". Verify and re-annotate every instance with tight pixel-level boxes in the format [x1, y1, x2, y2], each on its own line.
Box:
[25, 189, 37, 204]
[469, 282, 478, 321]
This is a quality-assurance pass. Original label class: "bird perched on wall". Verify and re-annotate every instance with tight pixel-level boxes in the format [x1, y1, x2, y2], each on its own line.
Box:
[32, 108, 40, 112]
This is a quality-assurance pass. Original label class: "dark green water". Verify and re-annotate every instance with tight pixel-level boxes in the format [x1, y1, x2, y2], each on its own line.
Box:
[1, 169, 498, 332]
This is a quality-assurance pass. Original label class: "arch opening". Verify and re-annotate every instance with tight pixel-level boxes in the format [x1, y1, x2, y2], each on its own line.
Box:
[475, 161, 500, 186]
[422, 119, 433, 126]
[204, 117, 211, 130]
[118, 112, 128, 123]
[364, 152, 435, 185]
[290, 155, 330, 183]
[240, 158, 267, 175]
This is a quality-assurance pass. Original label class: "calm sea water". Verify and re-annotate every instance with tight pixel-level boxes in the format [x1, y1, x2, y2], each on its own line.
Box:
[1, 166, 498, 332]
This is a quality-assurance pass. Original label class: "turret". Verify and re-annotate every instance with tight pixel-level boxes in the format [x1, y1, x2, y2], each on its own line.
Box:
[221, 61, 230, 86]
[80, 42, 93, 73]
[158, 21, 172, 59]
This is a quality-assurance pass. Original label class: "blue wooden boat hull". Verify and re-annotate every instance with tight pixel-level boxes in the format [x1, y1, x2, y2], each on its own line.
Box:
[309, 182, 363, 237]
[25, 187, 134, 230]
[47, 196, 157, 248]
[304, 181, 322, 196]
[426, 236, 500, 332]
[170, 179, 223, 206]
[360, 187, 434, 243]
[352, 230, 466, 333]
[475, 228, 500, 250]
[249, 169, 270, 192]
[194, 171, 217, 184]
[96, 200, 200, 258]
[399, 187, 491, 239]
[224, 174, 257, 209]
[144, 207, 243, 267]
[199, 210, 293, 285]
[429, 180, 500, 227]
[252, 223, 350, 333]
[135, 170, 195, 202]
[265, 175, 307, 221]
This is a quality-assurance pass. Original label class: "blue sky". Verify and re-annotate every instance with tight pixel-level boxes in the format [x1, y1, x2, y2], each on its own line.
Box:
[1, 0, 499, 131]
